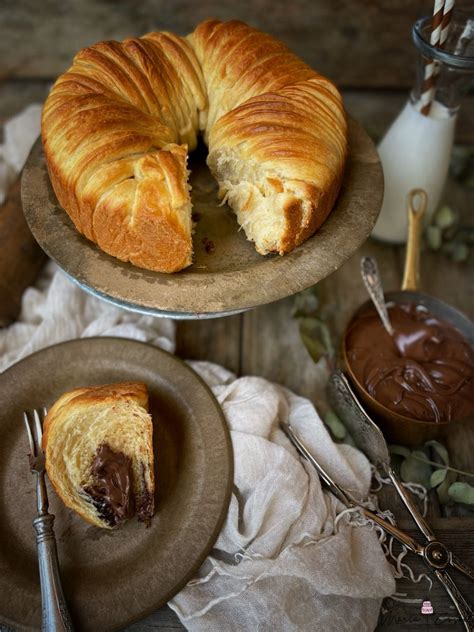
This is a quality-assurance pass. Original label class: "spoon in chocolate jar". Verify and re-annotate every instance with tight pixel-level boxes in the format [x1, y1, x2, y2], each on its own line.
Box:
[360, 256, 394, 336]
[360, 190, 427, 338]
[343, 187, 474, 444]
[360, 189, 428, 338]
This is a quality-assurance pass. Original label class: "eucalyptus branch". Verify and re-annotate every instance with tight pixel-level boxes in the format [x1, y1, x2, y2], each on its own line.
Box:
[410, 454, 474, 479]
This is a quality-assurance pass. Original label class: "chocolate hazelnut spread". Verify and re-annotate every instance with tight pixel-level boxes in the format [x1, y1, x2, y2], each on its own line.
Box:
[85, 444, 135, 527]
[346, 302, 474, 422]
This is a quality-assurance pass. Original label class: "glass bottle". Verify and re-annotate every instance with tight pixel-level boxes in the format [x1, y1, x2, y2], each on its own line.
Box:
[372, 14, 474, 244]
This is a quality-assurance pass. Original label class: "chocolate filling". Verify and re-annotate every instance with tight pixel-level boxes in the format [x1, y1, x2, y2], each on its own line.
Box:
[346, 302, 474, 422]
[84, 444, 135, 527]
[137, 462, 154, 525]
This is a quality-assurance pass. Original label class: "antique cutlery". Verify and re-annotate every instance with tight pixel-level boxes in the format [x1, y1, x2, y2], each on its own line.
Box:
[281, 371, 474, 631]
[23, 408, 74, 632]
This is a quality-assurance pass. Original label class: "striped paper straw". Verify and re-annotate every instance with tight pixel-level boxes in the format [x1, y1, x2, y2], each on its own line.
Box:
[419, 0, 446, 116]
[440, 0, 455, 47]
[429, 0, 455, 88]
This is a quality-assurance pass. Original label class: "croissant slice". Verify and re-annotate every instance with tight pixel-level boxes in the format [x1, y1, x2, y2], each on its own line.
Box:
[42, 382, 155, 529]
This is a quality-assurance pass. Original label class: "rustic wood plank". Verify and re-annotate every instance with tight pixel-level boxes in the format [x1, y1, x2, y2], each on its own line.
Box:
[0, 0, 471, 88]
[0, 80, 49, 125]
[377, 520, 474, 631]
[175, 315, 242, 375]
[0, 178, 46, 326]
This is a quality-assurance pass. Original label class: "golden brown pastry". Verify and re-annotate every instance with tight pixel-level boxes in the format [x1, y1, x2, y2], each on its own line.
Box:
[42, 19, 347, 272]
[42, 382, 154, 529]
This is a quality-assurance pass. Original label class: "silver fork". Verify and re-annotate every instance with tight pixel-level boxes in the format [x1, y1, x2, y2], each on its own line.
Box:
[23, 408, 74, 632]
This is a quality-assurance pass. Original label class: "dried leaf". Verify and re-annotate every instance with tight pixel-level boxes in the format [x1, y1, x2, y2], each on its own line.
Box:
[430, 468, 447, 489]
[448, 482, 474, 505]
[323, 410, 346, 440]
[425, 440, 449, 466]
[401, 453, 432, 489]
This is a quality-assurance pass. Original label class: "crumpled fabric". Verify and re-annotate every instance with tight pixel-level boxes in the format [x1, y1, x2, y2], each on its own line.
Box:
[0, 262, 175, 372]
[169, 362, 396, 631]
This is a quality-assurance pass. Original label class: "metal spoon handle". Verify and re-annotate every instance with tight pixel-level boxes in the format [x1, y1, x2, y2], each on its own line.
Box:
[360, 256, 393, 336]
[387, 468, 435, 542]
[402, 188, 427, 292]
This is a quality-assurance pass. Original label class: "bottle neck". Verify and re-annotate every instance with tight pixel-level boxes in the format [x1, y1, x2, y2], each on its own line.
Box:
[411, 17, 474, 116]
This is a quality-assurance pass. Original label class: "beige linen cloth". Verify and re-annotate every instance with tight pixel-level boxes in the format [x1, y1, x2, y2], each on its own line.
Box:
[0, 106, 395, 631]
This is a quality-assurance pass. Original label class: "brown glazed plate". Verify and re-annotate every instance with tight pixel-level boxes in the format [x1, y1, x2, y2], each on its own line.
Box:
[0, 338, 233, 631]
[21, 116, 383, 319]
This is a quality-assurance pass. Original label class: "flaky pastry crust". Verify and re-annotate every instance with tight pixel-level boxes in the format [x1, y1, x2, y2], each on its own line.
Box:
[42, 20, 347, 272]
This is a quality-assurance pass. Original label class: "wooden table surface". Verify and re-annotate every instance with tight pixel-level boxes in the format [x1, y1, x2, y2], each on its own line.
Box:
[1, 1, 473, 630]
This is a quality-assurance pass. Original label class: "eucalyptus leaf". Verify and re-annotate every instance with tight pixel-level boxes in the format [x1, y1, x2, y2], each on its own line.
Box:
[323, 410, 346, 440]
[425, 440, 449, 466]
[319, 321, 335, 360]
[449, 146, 472, 179]
[299, 328, 327, 363]
[292, 287, 320, 318]
[455, 226, 474, 246]
[412, 449, 431, 461]
[449, 243, 469, 263]
[389, 444, 411, 459]
[298, 318, 334, 363]
[426, 225, 442, 251]
[434, 205, 457, 230]
[390, 453, 404, 478]
[448, 482, 474, 505]
[436, 471, 457, 505]
[401, 454, 432, 489]
[431, 468, 447, 489]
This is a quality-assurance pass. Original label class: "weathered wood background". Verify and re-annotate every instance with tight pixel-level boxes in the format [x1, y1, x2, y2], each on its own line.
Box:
[0, 0, 473, 141]
[0, 1, 473, 631]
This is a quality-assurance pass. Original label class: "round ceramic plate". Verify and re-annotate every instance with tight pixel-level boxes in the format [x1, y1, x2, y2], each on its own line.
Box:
[0, 338, 233, 632]
[21, 117, 382, 319]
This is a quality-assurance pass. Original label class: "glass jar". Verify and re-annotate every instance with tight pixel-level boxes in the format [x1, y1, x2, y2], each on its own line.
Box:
[372, 14, 474, 244]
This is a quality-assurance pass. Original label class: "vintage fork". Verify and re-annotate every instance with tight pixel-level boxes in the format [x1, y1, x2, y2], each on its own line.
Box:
[23, 408, 74, 632]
